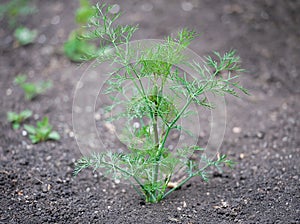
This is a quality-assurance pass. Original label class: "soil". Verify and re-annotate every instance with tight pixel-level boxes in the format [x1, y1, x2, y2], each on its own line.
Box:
[0, 0, 299, 223]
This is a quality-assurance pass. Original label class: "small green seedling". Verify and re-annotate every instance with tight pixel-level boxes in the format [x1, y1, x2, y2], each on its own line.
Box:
[75, 0, 96, 24]
[7, 109, 32, 129]
[14, 74, 52, 100]
[0, 0, 37, 28]
[74, 3, 249, 203]
[14, 26, 37, 45]
[24, 117, 60, 144]
[64, 0, 98, 62]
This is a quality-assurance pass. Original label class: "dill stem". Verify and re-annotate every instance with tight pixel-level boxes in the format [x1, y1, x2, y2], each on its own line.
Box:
[152, 83, 160, 198]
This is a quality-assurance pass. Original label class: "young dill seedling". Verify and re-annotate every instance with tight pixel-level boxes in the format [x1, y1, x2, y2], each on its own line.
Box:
[24, 117, 60, 144]
[74, 3, 249, 203]
[14, 74, 52, 100]
[7, 109, 32, 129]
[64, 0, 100, 62]
[0, 0, 37, 28]
[14, 26, 37, 45]
[0, 0, 37, 45]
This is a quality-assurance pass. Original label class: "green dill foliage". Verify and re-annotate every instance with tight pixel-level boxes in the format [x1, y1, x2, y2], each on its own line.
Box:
[0, 0, 36, 28]
[7, 110, 32, 129]
[14, 26, 37, 45]
[24, 117, 60, 144]
[14, 74, 52, 100]
[74, 3, 249, 203]
[64, 0, 99, 62]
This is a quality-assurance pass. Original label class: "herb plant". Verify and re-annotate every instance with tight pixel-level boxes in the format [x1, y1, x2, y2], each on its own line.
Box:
[14, 26, 37, 45]
[64, 0, 98, 62]
[74, 3, 249, 203]
[0, 0, 36, 28]
[24, 117, 60, 144]
[14, 74, 52, 100]
[7, 109, 32, 129]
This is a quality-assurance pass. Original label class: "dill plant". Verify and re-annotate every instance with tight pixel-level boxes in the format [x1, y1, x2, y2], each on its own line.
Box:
[64, 0, 106, 62]
[0, 0, 36, 28]
[74, 3, 249, 203]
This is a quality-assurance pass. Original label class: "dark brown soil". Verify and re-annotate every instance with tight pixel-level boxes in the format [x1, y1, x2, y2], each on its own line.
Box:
[0, 0, 299, 223]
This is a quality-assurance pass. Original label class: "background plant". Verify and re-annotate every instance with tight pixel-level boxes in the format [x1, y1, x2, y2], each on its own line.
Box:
[24, 117, 60, 144]
[14, 26, 37, 45]
[0, 0, 37, 46]
[7, 109, 32, 129]
[0, 0, 36, 28]
[64, 0, 100, 62]
[74, 3, 249, 203]
[14, 74, 52, 100]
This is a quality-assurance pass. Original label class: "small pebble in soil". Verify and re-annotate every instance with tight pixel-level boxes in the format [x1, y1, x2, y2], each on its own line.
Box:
[19, 159, 29, 165]
[94, 113, 101, 121]
[239, 153, 245, 159]
[256, 131, 265, 139]
[60, 96, 68, 104]
[104, 122, 116, 134]
[38, 34, 47, 44]
[6, 88, 12, 96]
[288, 118, 295, 124]
[133, 122, 140, 129]
[221, 200, 228, 208]
[141, 3, 153, 12]
[22, 130, 27, 136]
[69, 131, 74, 138]
[282, 136, 288, 142]
[181, 2, 193, 11]
[26, 145, 32, 150]
[34, 114, 39, 120]
[109, 4, 120, 14]
[232, 127, 241, 133]
[269, 112, 277, 121]
[42, 184, 51, 193]
[168, 217, 179, 222]
[281, 102, 288, 110]
[51, 15, 60, 25]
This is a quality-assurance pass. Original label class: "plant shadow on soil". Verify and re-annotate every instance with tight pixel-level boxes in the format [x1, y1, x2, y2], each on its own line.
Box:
[0, 0, 299, 223]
